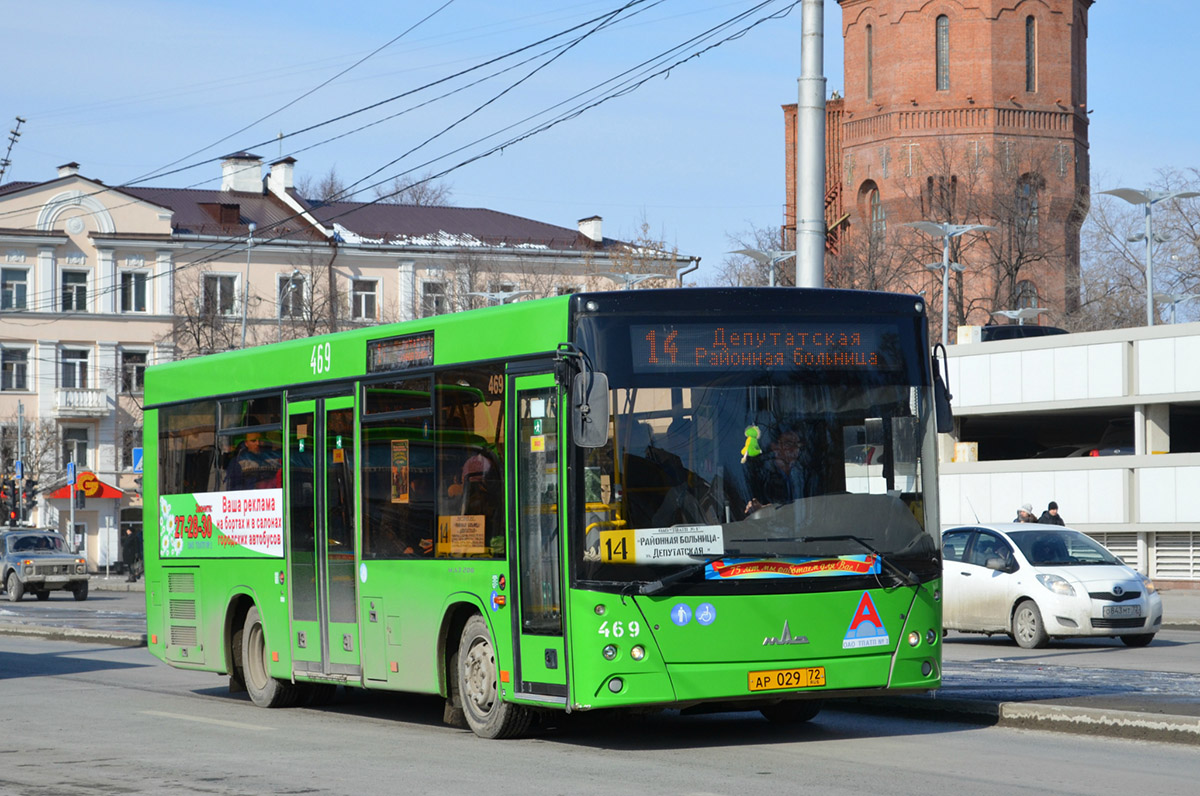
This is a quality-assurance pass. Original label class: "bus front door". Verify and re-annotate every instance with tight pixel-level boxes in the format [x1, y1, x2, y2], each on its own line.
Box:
[286, 395, 361, 682]
[509, 373, 568, 705]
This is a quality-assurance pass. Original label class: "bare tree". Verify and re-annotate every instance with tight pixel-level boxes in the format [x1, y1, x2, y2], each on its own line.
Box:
[372, 171, 454, 206]
[715, 222, 794, 286]
[166, 264, 248, 357]
[595, 219, 681, 290]
[296, 167, 347, 204]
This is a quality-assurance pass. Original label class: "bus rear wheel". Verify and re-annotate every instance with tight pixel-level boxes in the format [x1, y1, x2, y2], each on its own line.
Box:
[242, 606, 300, 708]
[458, 614, 531, 739]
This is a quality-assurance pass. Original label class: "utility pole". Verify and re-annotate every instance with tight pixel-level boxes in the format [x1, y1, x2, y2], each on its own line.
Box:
[0, 116, 26, 183]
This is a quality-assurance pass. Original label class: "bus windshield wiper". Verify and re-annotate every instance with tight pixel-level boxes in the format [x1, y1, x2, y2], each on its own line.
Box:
[638, 550, 743, 596]
[791, 534, 920, 586]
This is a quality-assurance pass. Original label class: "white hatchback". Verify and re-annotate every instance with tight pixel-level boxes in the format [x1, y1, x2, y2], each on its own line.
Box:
[941, 523, 1163, 648]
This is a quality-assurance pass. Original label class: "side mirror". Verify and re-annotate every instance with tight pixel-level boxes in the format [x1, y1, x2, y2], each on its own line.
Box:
[931, 346, 955, 434]
[571, 371, 610, 448]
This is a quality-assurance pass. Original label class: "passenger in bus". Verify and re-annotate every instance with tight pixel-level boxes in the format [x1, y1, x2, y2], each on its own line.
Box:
[226, 432, 282, 490]
[744, 427, 813, 515]
[461, 447, 504, 555]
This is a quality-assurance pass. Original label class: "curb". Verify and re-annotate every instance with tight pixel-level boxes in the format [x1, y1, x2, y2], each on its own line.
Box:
[0, 622, 147, 648]
[852, 695, 1200, 746]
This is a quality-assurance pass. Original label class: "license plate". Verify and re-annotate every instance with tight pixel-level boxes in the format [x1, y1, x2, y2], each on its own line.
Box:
[748, 666, 826, 692]
[1103, 604, 1141, 618]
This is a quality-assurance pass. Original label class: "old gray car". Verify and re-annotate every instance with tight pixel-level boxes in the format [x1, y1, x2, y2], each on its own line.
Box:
[0, 530, 89, 601]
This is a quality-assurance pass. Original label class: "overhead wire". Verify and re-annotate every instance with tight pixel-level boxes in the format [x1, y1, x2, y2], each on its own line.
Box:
[2, 1, 797, 316]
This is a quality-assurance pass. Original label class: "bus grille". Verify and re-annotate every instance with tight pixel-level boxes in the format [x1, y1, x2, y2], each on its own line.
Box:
[170, 599, 197, 621]
[168, 572, 196, 593]
[171, 625, 198, 646]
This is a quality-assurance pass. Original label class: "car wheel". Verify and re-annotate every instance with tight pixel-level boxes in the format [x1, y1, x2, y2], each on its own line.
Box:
[1120, 633, 1155, 648]
[458, 614, 531, 739]
[242, 605, 300, 708]
[760, 699, 823, 724]
[72, 581, 89, 601]
[35, 590, 50, 601]
[1013, 600, 1049, 649]
[6, 571, 23, 602]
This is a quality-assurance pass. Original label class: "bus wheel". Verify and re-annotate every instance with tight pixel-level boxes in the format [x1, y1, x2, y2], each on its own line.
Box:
[760, 699, 823, 724]
[242, 606, 299, 708]
[458, 614, 531, 739]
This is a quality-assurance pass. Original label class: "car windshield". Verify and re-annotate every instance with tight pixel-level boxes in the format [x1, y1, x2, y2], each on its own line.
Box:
[8, 534, 65, 554]
[1010, 529, 1122, 567]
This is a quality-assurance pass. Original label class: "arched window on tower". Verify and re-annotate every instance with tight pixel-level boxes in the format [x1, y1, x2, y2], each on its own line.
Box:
[1015, 173, 1043, 249]
[1016, 280, 1039, 310]
[936, 15, 950, 91]
[866, 24, 874, 100]
[1025, 16, 1038, 93]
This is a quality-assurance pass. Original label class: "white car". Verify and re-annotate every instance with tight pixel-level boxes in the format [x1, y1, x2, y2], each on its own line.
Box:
[941, 523, 1163, 649]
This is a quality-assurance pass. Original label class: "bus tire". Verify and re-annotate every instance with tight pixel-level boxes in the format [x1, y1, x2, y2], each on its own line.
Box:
[760, 699, 823, 724]
[458, 614, 531, 739]
[242, 606, 300, 708]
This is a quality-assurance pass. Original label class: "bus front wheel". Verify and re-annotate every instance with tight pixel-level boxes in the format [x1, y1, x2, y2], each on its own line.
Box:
[458, 614, 531, 739]
[242, 606, 300, 708]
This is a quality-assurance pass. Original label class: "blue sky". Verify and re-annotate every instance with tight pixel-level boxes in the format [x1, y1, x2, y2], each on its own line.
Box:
[4, 1, 1194, 284]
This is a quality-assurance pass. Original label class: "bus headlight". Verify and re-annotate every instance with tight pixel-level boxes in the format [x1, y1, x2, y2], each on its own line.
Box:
[608, 677, 624, 693]
[926, 629, 938, 645]
[908, 631, 921, 647]
[630, 645, 645, 661]
[602, 644, 618, 661]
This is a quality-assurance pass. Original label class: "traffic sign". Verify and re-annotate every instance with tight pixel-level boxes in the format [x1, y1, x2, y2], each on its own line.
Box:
[14, 460, 22, 479]
[132, 447, 143, 473]
[67, 462, 76, 483]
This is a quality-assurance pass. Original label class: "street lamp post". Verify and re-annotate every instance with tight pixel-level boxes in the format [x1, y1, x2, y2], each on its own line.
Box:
[596, 272, 666, 290]
[906, 222, 994, 347]
[278, 268, 300, 342]
[240, 222, 256, 348]
[1153, 291, 1200, 324]
[466, 289, 534, 306]
[1100, 188, 1200, 326]
[728, 248, 796, 287]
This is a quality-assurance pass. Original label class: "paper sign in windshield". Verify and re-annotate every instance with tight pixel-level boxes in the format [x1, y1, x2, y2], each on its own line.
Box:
[704, 555, 881, 580]
[598, 525, 724, 564]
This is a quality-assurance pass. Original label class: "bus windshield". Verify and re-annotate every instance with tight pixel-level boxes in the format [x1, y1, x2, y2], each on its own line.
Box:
[573, 312, 940, 592]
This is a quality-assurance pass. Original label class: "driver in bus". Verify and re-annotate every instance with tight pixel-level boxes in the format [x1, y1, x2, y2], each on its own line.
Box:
[743, 427, 813, 516]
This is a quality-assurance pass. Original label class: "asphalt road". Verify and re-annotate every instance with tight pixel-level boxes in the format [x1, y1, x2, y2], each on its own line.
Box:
[4, 636, 1200, 796]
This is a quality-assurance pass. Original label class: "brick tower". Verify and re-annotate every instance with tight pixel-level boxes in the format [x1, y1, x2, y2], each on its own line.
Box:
[786, 0, 1092, 338]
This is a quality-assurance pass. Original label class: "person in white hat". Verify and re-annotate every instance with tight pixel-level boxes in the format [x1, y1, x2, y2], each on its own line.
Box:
[1013, 503, 1037, 523]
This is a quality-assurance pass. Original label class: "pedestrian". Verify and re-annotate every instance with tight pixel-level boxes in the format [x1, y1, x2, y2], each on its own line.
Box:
[1013, 503, 1037, 523]
[1039, 501, 1066, 526]
[122, 527, 143, 581]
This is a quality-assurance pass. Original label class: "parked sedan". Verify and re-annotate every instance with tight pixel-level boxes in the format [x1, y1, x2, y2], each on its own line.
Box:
[941, 523, 1162, 648]
[0, 530, 89, 601]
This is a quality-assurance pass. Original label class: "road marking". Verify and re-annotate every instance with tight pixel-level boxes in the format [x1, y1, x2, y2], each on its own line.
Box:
[142, 710, 273, 731]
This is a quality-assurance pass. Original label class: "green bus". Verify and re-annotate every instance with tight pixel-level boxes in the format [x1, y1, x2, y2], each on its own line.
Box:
[144, 287, 947, 738]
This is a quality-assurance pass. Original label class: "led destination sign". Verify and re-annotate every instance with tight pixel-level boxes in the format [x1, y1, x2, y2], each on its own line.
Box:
[630, 323, 896, 373]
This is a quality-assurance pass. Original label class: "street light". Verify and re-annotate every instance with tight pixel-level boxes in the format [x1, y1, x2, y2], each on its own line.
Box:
[906, 221, 994, 347]
[727, 248, 796, 287]
[240, 222, 256, 348]
[596, 272, 666, 290]
[278, 268, 300, 342]
[992, 307, 1049, 325]
[1153, 291, 1200, 324]
[1099, 188, 1200, 326]
[466, 289, 533, 306]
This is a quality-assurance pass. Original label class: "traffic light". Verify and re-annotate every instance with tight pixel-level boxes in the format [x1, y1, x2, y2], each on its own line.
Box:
[1, 479, 16, 527]
[22, 478, 38, 518]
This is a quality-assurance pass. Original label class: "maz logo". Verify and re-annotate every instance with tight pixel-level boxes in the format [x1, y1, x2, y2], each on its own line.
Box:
[762, 620, 809, 646]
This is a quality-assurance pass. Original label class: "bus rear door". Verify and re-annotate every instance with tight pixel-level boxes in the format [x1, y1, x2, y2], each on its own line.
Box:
[509, 371, 567, 706]
[286, 394, 361, 682]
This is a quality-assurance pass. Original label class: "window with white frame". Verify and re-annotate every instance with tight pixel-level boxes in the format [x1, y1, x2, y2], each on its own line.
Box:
[61, 348, 89, 389]
[2, 267, 28, 310]
[121, 351, 148, 393]
[121, 428, 142, 470]
[62, 427, 89, 469]
[278, 272, 305, 318]
[556, 285, 581, 296]
[421, 281, 447, 317]
[203, 274, 238, 316]
[120, 271, 148, 313]
[1, 347, 29, 391]
[352, 279, 377, 320]
[62, 270, 88, 311]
